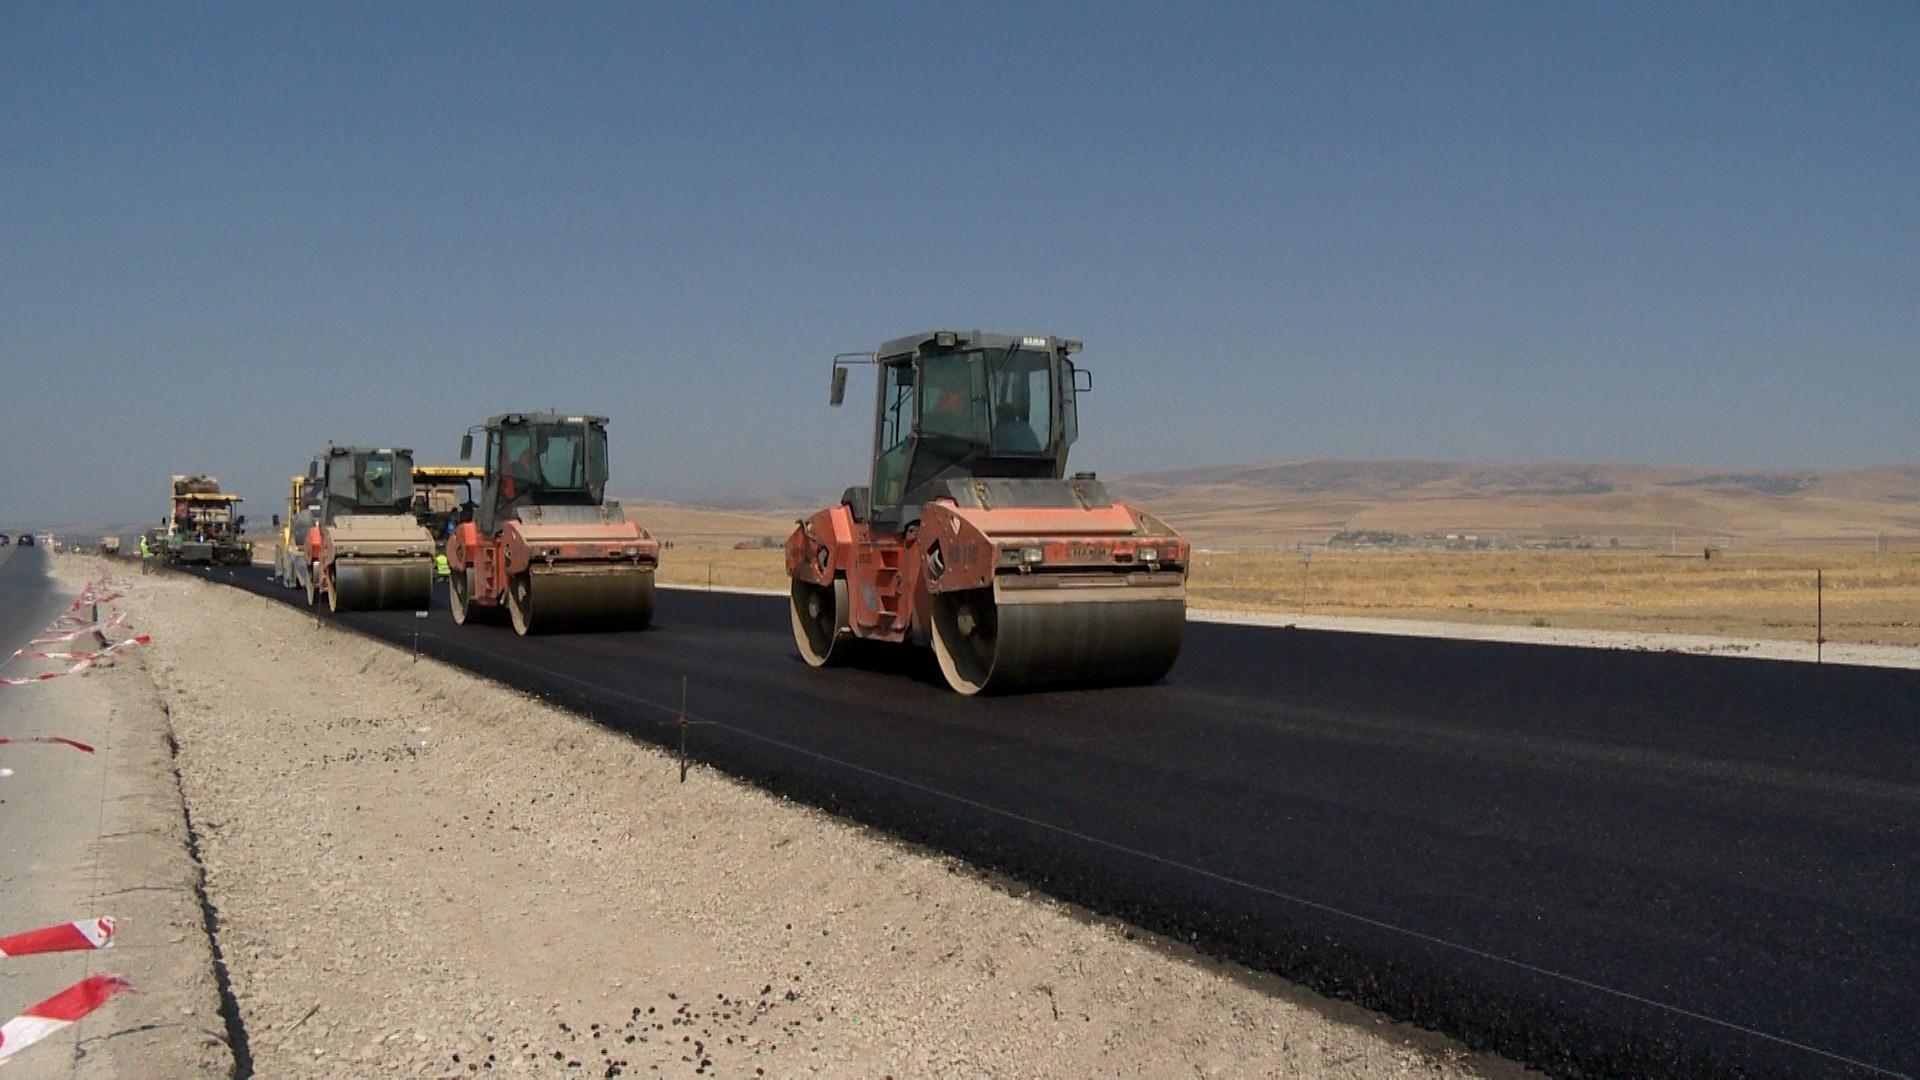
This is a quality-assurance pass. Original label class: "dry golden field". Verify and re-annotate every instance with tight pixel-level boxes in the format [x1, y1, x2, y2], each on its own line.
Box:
[626, 497, 1920, 649]
[646, 545, 1920, 647]
[1116, 460, 1920, 551]
[620, 468, 1920, 648]
[1187, 549, 1920, 647]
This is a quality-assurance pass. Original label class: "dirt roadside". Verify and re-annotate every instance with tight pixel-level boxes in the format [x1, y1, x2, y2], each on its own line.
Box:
[59, 556, 1527, 1079]
[2, 561, 231, 1078]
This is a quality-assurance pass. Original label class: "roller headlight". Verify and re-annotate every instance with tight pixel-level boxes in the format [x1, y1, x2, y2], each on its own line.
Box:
[1020, 547, 1044, 564]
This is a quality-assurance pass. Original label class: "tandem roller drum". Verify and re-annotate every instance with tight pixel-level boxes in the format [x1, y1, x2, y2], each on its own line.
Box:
[507, 564, 655, 635]
[930, 586, 1186, 696]
[790, 578, 851, 667]
[329, 559, 434, 612]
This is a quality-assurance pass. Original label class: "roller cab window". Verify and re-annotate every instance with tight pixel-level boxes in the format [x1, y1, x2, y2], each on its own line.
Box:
[872, 361, 916, 507]
[914, 348, 1052, 456]
[903, 347, 1055, 499]
[986, 348, 1051, 454]
[496, 422, 608, 509]
[327, 451, 414, 515]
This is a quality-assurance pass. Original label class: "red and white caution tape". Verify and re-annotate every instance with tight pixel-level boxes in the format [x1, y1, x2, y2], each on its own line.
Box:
[69, 586, 122, 605]
[28, 615, 127, 645]
[0, 737, 95, 753]
[9, 635, 151, 664]
[0, 975, 136, 1065]
[0, 663, 92, 687]
[0, 918, 114, 958]
[2, 634, 148, 686]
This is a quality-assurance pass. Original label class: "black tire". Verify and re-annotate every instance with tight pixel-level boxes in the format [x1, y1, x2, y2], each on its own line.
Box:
[450, 567, 473, 626]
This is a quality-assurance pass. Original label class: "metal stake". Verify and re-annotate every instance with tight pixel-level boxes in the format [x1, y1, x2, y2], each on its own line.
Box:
[677, 675, 689, 783]
[1816, 569, 1824, 664]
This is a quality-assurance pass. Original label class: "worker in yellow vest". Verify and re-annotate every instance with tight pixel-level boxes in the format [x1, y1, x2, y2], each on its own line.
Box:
[434, 551, 451, 582]
[138, 534, 152, 575]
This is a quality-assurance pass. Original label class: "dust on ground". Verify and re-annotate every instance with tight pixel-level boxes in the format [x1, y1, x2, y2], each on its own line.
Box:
[100, 564, 1521, 1079]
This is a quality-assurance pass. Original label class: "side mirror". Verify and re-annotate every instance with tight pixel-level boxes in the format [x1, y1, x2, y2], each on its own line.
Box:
[459, 432, 473, 461]
[1073, 367, 1094, 393]
[829, 367, 848, 407]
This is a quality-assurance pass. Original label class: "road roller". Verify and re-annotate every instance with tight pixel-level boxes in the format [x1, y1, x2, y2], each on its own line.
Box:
[445, 412, 659, 635]
[272, 473, 311, 589]
[786, 330, 1189, 695]
[299, 446, 438, 612]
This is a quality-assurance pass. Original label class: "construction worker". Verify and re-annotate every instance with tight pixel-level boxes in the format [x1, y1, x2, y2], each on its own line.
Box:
[434, 551, 451, 582]
[500, 441, 536, 502]
[138, 533, 151, 575]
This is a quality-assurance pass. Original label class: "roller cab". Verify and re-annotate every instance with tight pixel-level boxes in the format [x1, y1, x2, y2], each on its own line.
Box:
[445, 413, 659, 635]
[306, 446, 437, 612]
[787, 330, 1189, 695]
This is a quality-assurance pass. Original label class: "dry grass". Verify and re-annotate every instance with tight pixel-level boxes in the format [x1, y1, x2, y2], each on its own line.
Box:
[619, 494, 1920, 649]
[1117, 460, 1920, 550]
[622, 501, 801, 548]
[648, 539, 1920, 649]
[656, 546, 793, 592]
[1189, 550, 1920, 647]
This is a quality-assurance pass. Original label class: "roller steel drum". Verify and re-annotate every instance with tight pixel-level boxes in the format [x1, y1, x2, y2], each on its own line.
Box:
[790, 579, 851, 666]
[507, 565, 654, 635]
[328, 559, 434, 612]
[930, 586, 1186, 695]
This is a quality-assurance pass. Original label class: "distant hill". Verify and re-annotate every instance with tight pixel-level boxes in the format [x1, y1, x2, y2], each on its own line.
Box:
[1110, 460, 1920, 550]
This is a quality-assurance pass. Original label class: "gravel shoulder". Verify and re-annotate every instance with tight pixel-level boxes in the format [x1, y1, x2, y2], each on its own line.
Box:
[101, 565, 1524, 1078]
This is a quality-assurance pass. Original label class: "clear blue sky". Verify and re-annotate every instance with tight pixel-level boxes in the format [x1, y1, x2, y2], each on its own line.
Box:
[2, 2, 1915, 523]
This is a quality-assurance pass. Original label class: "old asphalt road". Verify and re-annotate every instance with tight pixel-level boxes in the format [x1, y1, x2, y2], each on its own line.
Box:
[181, 562, 1918, 1079]
[0, 544, 69, 663]
[0, 546, 119, 1069]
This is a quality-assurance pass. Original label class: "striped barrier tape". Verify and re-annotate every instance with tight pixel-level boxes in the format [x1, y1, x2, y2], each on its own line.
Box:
[0, 918, 114, 958]
[3, 633, 148, 686]
[0, 975, 136, 1065]
[0, 663, 91, 687]
[28, 615, 127, 645]
[64, 592, 120, 612]
[8, 635, 151, 664]
[0, 738, 95, 753]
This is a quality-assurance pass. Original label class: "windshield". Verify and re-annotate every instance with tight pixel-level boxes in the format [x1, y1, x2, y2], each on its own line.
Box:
[917, 347, 1052, 455]
[498, 423, 607, 503]
[356, 453, 396, 505]
[329, 451, 413, 512]
[987, 348, 1051, 453]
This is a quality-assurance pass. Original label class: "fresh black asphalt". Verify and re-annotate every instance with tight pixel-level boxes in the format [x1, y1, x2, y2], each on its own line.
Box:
[180, 562, 1918, 1079]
